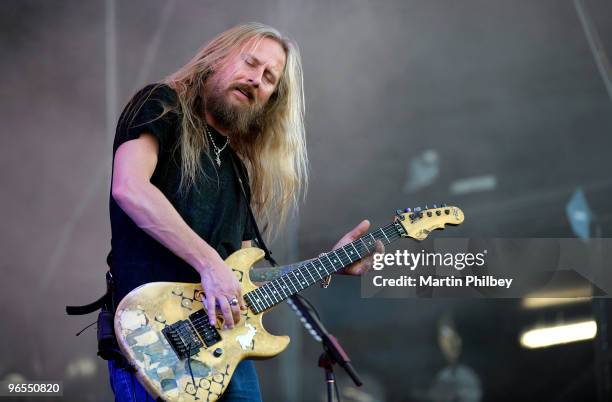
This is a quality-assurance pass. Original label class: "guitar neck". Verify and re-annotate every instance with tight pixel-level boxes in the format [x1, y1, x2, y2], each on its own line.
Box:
[244, 221, 405, 314]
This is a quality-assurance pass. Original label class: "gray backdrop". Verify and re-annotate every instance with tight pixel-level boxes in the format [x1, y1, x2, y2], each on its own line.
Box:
[1, 1, 611, 401]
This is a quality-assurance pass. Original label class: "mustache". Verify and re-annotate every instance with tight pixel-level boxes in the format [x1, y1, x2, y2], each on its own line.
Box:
[230, 83, 256, 101]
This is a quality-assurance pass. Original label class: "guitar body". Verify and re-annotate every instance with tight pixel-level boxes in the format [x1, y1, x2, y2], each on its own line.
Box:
[113, 205, 464, 401]
[114, 247, 289, 402]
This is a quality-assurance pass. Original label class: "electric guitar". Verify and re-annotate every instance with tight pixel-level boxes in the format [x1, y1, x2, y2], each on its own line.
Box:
[114, 205, 464, 401]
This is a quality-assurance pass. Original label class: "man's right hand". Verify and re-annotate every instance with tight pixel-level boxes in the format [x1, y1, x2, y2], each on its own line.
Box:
[198, 258, 246, 329]
[113, 132, 246, 329]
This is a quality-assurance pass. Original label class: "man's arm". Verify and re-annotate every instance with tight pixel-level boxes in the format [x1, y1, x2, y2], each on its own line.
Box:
[112, 133, 243, 328]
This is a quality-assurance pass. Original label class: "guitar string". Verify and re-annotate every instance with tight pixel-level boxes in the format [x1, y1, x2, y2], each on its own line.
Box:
[187, 227, 397, 329]
[189, 223, 403, 325]
[198, 223, 402, 318]
[165, 213, 449, 362]
[191, 224, 402, 322]
[174, 211, 455, 343]
[254, 224, 400, 296]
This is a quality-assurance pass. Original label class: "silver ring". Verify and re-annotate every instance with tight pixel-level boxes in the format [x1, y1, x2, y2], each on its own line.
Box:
[229, 298, 239, 307]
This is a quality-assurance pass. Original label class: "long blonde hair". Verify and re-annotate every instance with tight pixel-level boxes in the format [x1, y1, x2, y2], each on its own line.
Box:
[163, 22, 308, 239]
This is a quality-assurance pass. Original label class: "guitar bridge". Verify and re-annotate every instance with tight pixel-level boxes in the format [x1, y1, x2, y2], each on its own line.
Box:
[162, 320, 203, 360]
[162, 309, 222, 360]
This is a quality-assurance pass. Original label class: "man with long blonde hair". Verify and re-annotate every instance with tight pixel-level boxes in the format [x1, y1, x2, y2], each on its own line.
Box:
[109, 22, 382, 401]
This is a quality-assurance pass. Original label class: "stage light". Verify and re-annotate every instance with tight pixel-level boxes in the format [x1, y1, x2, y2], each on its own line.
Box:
[520, 320, 597, 349]
[522, 285, 593, 309]
[521, 296, 591, 309]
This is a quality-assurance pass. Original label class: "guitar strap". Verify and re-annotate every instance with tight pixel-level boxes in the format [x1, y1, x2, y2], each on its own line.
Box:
[66, 253, 124, 363]
[229, 151, 278, 267]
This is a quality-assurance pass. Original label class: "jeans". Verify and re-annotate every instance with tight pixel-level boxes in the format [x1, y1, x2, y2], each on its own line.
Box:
[108, 359, 262, 402]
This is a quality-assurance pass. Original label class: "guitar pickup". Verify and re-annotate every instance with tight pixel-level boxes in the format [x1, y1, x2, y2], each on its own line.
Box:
[189, 309, 222, 347]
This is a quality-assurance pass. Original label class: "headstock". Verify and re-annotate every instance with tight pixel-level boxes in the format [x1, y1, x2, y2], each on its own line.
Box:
[395, 204, 464, 241]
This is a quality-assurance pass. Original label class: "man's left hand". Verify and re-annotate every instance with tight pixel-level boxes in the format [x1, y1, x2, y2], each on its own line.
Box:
[332, 219, 384, 276]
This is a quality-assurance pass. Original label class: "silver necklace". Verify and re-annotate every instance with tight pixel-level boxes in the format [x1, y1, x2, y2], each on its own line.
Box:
[205, 124, 229, 167]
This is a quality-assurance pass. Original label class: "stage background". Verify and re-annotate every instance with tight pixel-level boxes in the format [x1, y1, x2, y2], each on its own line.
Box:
[1, 1, 611, 401]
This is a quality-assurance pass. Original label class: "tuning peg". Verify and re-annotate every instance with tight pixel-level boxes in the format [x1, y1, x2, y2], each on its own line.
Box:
[442, 203, 447, 207]
[405, 208, 411, 212]
[433, 203, 437, 209]
[396, 209, 403, 216]
[424, 205, 429, 210]
[414, 206, 421, 212]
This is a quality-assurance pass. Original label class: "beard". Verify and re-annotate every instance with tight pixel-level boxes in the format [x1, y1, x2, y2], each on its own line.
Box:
[203, 78, 268, 142]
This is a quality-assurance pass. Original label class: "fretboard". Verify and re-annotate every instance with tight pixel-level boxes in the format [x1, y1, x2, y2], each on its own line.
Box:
[244, 222, 405, 314]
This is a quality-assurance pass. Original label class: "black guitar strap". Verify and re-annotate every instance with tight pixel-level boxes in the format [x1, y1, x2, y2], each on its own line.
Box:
[229, 151, 278, 267]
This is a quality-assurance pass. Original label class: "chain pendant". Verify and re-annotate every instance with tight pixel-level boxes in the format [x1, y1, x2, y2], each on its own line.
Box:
[205, 123, 227, 168]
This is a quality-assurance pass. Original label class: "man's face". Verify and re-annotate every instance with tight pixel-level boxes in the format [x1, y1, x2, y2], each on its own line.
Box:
[204, 37, 287, 137]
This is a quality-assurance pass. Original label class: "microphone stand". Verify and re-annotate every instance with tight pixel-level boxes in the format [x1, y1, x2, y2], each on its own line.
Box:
[288, 295, 363, 402]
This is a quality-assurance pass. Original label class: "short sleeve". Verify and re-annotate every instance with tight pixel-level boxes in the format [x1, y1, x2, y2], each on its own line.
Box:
[113, 84, 178, 155]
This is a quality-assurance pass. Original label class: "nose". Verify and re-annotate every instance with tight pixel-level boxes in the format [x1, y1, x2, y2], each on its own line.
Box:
[246, 77, 260, 88]
[245, 67, 263, 88]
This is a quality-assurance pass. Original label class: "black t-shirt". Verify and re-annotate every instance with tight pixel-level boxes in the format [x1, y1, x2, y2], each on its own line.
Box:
[109, 84, 254, 303]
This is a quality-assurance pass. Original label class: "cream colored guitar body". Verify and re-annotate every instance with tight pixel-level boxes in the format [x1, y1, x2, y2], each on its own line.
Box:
[114, 248, 288, 402]
[114, 205, 465, 401]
